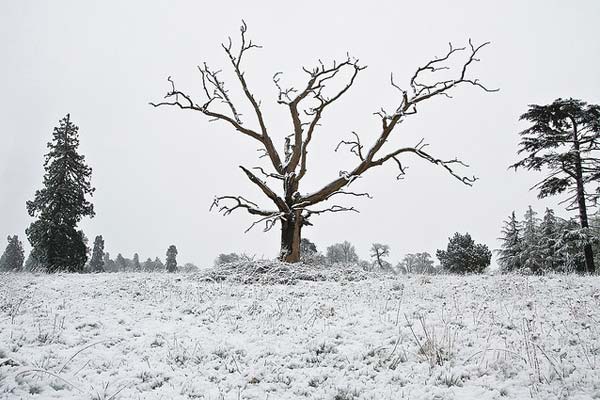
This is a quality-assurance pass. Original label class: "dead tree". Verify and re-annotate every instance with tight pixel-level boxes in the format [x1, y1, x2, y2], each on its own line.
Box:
[151, 22, 497, 263]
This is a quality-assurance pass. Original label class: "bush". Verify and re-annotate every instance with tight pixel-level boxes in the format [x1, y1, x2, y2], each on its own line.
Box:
[436, 233, 491, 274]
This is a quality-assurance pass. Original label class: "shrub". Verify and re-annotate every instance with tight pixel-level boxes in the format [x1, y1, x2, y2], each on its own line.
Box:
[436, 232, 491, 273]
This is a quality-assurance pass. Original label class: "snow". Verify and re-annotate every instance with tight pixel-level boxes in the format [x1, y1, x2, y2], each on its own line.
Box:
[1, 272, 600, 399]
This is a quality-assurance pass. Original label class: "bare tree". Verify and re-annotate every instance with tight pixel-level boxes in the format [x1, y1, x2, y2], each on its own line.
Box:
[370, 243, 391, 271]
[326, 241, 359, 265]
[151, 22, 496, 263]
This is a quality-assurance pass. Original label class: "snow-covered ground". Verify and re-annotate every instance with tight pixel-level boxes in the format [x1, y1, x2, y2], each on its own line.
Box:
[1, 272, 600, 400]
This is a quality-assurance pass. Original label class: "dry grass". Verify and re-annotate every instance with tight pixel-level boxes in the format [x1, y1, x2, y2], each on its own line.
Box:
[0, 272, 600, 399]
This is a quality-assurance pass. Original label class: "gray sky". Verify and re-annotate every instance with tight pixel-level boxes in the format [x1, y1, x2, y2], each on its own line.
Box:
[1, 1, 599, 266]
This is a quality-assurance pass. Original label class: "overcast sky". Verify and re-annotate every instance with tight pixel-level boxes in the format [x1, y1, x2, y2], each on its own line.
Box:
[1, 1, 599, 267]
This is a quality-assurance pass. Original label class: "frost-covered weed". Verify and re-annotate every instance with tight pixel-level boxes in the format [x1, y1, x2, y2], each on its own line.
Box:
[2, 273, 600, 399]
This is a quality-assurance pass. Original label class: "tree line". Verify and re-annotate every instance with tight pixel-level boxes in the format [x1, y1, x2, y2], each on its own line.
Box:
[497, 206, 600, 274]
[3, 23, 599, 273]
[0, 114, 188, 273]
[214, 232, 492, 274]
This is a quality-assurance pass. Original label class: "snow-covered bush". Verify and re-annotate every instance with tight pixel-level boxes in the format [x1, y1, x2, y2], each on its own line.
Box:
[436, 232, 491, 274]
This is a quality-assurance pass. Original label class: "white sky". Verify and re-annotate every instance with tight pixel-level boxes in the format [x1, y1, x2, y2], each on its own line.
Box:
[1, 1, 599, 266]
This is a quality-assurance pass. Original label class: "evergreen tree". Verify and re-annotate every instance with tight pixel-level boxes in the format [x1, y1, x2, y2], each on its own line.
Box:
[0, 236, 25, 271]
[591, 212, 600, 267]
[555, 218, 589, 272]
[89, 235, 105, 272]
[26, 114, 95, 272]
[115, 253, 127, 272]
[166, 245, 178, 273]
[154, 257, 164, 272]
[132, 253, 141, 272]
[497, 211, 523, 272]
[24, 251, 44, 272]
[436, 232, 491, 274]
[539, 208, 560, 271]
[103, 252, 116, 272]
[300, 238, 317, 256]
[511, 99, 600, 273]
[521, 206, 543, 273]
[143, 257, 154, 272]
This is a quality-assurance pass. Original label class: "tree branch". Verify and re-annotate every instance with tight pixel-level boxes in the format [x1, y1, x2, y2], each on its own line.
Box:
[222, 21, 284, 173]
[209, 195, 274, 217]
[150, 76, 263, 141]
[296, 40, 494, 206]
[239, 166, 288, 211]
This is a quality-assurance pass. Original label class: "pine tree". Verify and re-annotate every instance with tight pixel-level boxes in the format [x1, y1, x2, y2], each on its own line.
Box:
[436, 232, 492, 274]
[103, 252, 116, 272]
[165, 245, 178, 273]
[555, 218, 588, 272]
[132, 253, 141, 272]
[0, 236, 25, 271]
[539, 208, 560, 272]
[143, 257, 154, 272]
[115, 253, 127, 272]
[89, 235, 105, 272]
[26, 114, 95, 272]
[511, 99, 600, 273]
[24, 250, 45, 272]
[497, 211, 523, 272]
[154, 257, 164, 272]
[521, 206, 543, 273]
[591, 212, 600, 267]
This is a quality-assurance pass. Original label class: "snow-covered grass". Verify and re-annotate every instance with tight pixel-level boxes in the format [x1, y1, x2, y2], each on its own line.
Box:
[1, 272, 600, 399]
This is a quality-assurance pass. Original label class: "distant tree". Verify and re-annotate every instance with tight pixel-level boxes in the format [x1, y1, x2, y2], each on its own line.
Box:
[102, 252, 116, 272]
[326, 241, 359, 264]
[298, 238, 326, 264]
[521, 206, 543, 273]
[26, 114, 95, 272]
[397, 252, 435, 274]
[370, 243, 391, 271]
[300, 238, 317, 256]
[182, 263, 199, 273]
[143, 257, 154, 272]
[89, 235, 105, 272]
[154, 257, 165, 272]
[539, 208, 561, 272]
[115, 253, 127, 272]
[497, 211, 523, 273]
[215, 253, 242, 265]
[511, 98, 600, 273]
[0, 236, 25, 271]
[166, 245, 178, 273]
[132, 253, 141, 272]
[437, 232, 491, 274]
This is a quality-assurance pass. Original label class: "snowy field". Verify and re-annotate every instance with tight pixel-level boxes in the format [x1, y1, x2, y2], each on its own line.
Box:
[1, 273, 600, 400]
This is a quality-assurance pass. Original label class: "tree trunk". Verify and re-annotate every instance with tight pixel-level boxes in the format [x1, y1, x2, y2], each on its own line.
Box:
[280, 210, 303, 263]
[572, 123, 596, 274]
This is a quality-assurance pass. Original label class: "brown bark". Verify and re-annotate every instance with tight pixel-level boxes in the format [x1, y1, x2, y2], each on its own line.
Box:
[280, 210, 303, 263]
[151, 25, 495, 263]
